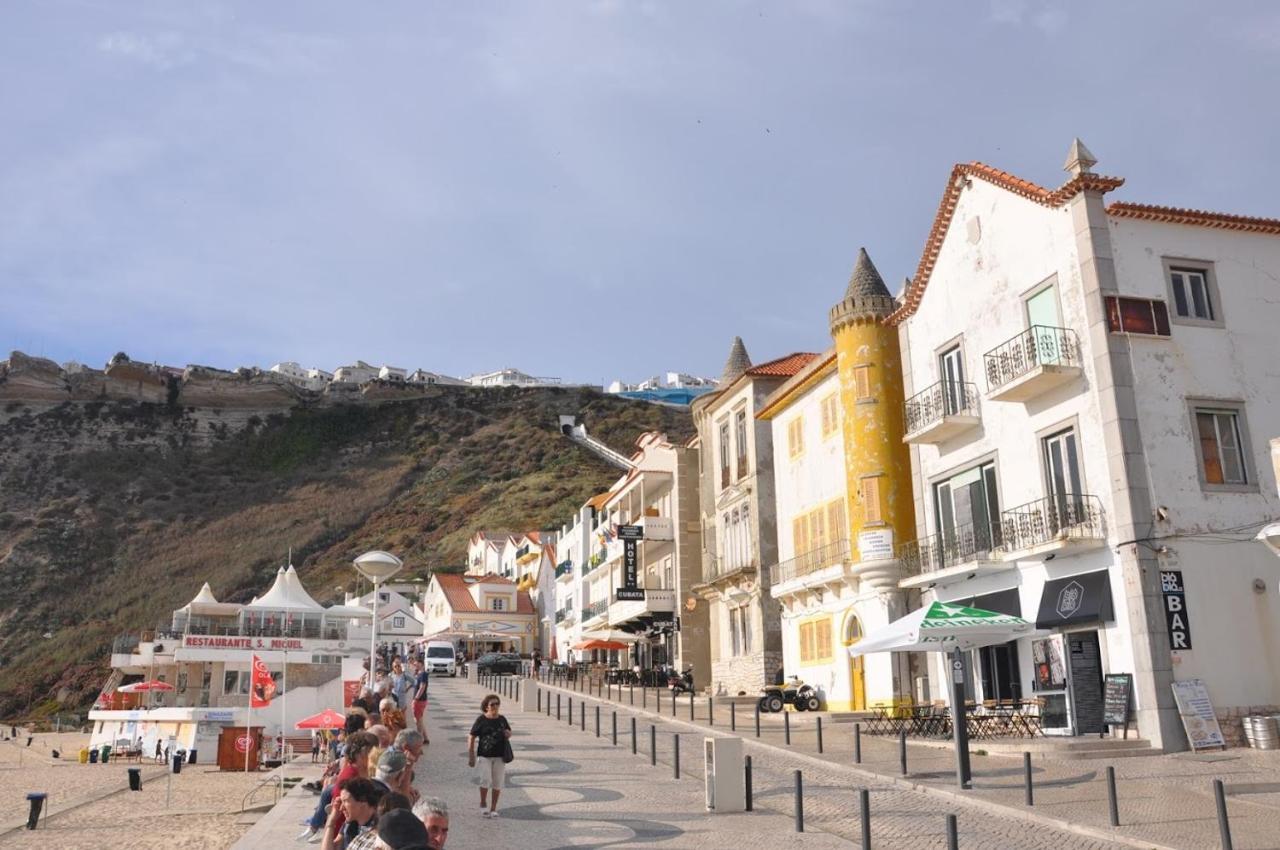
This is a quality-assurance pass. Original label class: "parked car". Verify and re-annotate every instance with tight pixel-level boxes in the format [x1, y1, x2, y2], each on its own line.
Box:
[424, 640, 458, 677]
[475, 652, 522, 675]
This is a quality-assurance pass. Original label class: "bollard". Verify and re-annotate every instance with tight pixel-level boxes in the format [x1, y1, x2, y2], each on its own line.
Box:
[642, 686, 647, 710]
[690, 690, 694, 722]
[859, 788, 871, 849]
[1214, 778, 1233, 850]
[595, 705, 601, 738]
[784, 710, 791, 745]
[946, 813, 958, 850]
[650, 725, 657, 766]
[569, 698, 573, 726]
[127, 767, 142, 791]
[854, 722, 862, 764]
[537, 689, 542, 713]
[612, 711, 618, 746]
[674, 734, 680, 779]
[755, 704, 761, 738]
[631, 717, 638, 754]
[580, 702, 586, 731]
[817, 716, 824, 754]
[731, 701, 736, 732]
[672, 689, 677, 718]
[1106, 765, 1120, 827]
[515, 679, 519, 702]
[745, 755, 754, 811]
[794, 770, 804, 832]
[709, 696, 714, 727]
[1024, 752, 1033, 806]
[630, 681, 635, 705]
[25, 792, 46, 830]
[899, 729, 908, 776]
[557, 694, 562, 721]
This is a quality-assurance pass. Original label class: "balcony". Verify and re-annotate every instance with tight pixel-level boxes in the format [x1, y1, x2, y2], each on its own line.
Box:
[903, 381, 981, 444]
[984, 326, 1083, 402]
[555, 559, 573, 580]
[999, 494, 1106, 559]
[555, 606, 576, 625]
[581, 598, 609, 625]
[771, 539, 851, 586]
[699, 553, 758, 586]
[898, 522, 1011, 589]
[609, 588, 677, 633]
[638, 514, 675, 542]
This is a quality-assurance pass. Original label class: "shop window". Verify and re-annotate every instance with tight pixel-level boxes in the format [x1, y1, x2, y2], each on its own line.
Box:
[1104, 296, 1171, 337]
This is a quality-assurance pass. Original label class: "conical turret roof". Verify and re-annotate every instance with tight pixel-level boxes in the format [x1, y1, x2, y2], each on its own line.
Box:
[720, 336, 751, 385]
[188, 582, 218, 606]
[844, 248, 891, 300]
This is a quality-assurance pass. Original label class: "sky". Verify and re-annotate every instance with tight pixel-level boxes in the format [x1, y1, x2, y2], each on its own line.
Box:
[2, 1, 1279, 385]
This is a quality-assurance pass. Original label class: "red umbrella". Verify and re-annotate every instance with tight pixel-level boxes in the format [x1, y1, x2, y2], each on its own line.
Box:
[295, 709, 347, 730]
[117, 680, 176, 693]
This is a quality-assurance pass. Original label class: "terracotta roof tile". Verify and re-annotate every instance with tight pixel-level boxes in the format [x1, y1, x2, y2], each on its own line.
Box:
[745, 352, 820, 378]
[1106, 202, 1280, 234]
[888, 162, 1124, 326]
[434, 572, 535, 615]
[755, 349, 837, 420]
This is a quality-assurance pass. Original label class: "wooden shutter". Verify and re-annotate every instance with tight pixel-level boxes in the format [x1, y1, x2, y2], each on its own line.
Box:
[853, 366, 871, 400]
[827, 498, 847, 544]
[862, 477, 882, 524]
[793, 517, 809, 558]
[809, 508, 827, 551]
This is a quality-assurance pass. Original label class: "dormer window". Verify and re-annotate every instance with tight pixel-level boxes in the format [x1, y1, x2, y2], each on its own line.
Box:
[491, 598, 505, 611]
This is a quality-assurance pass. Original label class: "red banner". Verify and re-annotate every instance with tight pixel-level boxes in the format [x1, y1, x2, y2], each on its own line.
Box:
[250, 654, 276, 708]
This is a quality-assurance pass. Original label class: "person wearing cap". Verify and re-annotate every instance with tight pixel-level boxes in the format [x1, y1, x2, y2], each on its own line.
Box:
[373, 808, 431, 850]
[374, 748, 415, 800]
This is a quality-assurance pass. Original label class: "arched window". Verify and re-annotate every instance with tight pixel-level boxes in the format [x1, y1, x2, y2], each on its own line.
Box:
[844, 613, 864, 646]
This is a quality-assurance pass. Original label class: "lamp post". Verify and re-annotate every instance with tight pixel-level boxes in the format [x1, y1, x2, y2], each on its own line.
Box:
[1256, 523, 1280, 559]
[353, 551, 403, 690]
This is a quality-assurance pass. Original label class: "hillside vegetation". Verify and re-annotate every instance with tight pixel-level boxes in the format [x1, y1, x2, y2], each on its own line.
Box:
[0, 387, 692, 718]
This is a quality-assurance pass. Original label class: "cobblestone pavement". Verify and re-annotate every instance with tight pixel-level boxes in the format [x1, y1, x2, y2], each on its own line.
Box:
[459, 675, 1127, 849]
[524, 674, 1280, 850]
[420, 678, 849, 850]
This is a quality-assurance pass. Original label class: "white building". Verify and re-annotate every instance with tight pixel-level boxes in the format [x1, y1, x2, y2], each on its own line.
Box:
[89, 567, 372, 755]
[345, 582, 425, 658]
[378, 365, 407, 382]
[467, 368, 561, 388]
[333, 361, 379, 384]
[890, 140, 1280, 747]
[407, 369, 467, 386]
[466, 532, 509, 577]
[421, 573, 537, 655]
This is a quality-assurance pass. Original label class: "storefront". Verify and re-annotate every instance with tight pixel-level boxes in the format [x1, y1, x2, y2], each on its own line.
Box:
[1029, 570, 1114, 735]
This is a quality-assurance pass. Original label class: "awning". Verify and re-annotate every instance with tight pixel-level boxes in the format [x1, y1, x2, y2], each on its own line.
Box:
[1035, 570, 1113, 629]
[958, 588, 1021, 618]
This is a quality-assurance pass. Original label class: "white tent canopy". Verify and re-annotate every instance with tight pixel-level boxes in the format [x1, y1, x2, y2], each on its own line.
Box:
[242, 566, 325, 612]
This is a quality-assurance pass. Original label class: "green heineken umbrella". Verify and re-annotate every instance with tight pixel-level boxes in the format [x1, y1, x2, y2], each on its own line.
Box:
[849, 600, 1033, 790]
[849, 600, 1033, 657]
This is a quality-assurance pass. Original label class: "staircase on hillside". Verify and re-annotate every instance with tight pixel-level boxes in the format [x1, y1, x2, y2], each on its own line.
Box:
[558, 416, 635, 471]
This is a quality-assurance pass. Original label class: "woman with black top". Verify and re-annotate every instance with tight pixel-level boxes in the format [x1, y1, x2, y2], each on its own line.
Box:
[467, 694, 511, 818]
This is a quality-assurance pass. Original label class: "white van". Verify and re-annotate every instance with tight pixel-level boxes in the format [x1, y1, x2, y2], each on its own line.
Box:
[424, 640, 457, 677]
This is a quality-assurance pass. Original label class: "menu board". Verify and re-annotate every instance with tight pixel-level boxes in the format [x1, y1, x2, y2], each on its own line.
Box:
[1103, 673, 1132, 729]
[1171, 679, 1226, 750]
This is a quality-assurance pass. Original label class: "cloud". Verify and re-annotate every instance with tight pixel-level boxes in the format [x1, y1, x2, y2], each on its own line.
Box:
[988, 0, 1067, 33]
[98, 31, 193, 70]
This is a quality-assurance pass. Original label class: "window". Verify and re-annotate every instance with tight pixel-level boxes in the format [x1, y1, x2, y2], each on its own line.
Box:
[939, 345, 966, 415]
[393, 616, 406, 629]
[820, 393, 840, 437]
[1165, 260, 1223, 326]
[853, 366, 872, 401]
[491, 598, 506, 611]
[730, 607, 741, 656]
[826, 498, 847, 543]
[740, 606, 753, 654]
[799, 618, 833, 664]
[787, 417, 805, 459]
[1195, 408, 1248, 485]
[1105, 296, 1171, 336]
[718, 421, 731, 487]
[861, 476, 883, 525]
[735, 410, 749, 478]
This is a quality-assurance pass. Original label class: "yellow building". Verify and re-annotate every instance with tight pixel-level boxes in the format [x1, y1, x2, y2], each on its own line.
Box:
[760, 249, 918, 711]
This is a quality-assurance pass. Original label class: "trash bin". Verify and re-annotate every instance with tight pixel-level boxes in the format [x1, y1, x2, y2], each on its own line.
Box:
[127, 768, 142, 791]
[78, 748, 89, 764]
[187, 748, 197, 765]
[25, 793, 46, 830]
[171, 753, 183, 774]
[88, 749, 99, 764]
[100, 745, 112, 763]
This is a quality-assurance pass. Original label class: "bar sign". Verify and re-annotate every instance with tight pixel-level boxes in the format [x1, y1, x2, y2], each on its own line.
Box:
[1160, 570, 1192, 650]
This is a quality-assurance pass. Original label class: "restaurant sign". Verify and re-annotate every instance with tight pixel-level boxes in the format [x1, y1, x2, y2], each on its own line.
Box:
[183, 635, 309, 651]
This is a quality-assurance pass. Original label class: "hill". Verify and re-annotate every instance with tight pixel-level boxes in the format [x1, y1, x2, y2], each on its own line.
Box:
[0, 386, 693, 719]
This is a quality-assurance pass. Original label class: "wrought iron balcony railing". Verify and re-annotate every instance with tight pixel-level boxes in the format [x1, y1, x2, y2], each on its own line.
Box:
[581, 598, 609, 621]
[770, 539, 851, 586]
[555, 559, 573, 579]
[898, 521, 1002, 576]
[904, 380, 979, 435]
[983, 325, 1081, 393]
[999, 494, 1105, 553]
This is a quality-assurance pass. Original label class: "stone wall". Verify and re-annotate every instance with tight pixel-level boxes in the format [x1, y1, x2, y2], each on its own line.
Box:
[712, 650, 782, 697]
[1216, 704, 1280, 748]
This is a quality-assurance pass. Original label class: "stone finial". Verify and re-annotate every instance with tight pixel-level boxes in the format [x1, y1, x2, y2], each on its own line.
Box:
[720, 336, 751, 385]
[1063, 138, 1097, 177]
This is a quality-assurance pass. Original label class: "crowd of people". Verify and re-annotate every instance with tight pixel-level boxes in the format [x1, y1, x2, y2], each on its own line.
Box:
[296, 652, 513, 850]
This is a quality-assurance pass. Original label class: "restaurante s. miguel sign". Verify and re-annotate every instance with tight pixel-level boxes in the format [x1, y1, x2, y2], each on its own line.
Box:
[182, 635, 308, 651]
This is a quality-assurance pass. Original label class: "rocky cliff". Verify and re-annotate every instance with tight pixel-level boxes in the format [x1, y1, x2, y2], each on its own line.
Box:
[0, 381, 693, 719]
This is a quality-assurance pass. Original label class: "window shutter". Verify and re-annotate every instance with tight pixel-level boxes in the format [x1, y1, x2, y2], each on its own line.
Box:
[862, 477, 883, 524]
[827, 498, 847, 543]
[793, 517, 809, 557]
[854, 366, 871, 400]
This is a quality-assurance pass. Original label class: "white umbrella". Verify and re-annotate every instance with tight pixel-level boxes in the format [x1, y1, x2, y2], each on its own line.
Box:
[849, 600, 1034, 656]
[849, 600, 1033, 789]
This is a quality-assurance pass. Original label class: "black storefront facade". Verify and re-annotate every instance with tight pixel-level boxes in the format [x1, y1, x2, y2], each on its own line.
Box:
[940, 568, 1117, 736]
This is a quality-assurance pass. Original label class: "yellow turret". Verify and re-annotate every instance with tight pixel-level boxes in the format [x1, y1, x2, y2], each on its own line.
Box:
[829, 248, 916, 583]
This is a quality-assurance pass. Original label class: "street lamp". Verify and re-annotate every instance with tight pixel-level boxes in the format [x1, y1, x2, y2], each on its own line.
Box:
[1257, 523, 1280, 558]
[354, 551, 403, 688]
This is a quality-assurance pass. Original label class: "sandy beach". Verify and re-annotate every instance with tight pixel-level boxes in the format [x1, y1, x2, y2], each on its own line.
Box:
[0, 731, 284, 849]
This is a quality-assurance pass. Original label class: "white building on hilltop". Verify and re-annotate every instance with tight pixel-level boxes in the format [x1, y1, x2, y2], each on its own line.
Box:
[468, 368, 562, 388]
[890, 140, 1280, 749]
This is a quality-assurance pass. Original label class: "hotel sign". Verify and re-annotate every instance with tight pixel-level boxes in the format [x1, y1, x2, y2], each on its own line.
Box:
[623, 538, 639, 590]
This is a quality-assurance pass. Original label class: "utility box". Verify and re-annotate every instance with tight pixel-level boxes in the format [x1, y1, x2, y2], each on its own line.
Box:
[703, 737, 745, 813]
[520, 682, 538, 713]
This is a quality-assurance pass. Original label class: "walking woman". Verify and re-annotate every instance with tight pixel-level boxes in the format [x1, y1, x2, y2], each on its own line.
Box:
[467, 694, 512, 818]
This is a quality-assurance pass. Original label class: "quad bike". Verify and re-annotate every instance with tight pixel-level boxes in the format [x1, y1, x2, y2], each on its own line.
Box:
[758, 676, 821, 712]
